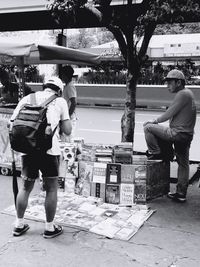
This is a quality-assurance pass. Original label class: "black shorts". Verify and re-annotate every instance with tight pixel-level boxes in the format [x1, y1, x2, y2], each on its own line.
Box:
[21, 153, 60, 180]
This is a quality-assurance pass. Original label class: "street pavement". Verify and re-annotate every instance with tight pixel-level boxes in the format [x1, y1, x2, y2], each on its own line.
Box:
[0, 107, 199, 266]
[0, 162, 200, 267]
[75, 107, 200, 161]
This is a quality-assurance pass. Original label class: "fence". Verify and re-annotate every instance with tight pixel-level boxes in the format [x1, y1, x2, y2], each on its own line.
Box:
[28, 83, 200, 110]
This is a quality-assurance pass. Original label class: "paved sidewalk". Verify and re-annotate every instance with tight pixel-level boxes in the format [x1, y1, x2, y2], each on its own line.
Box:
[0, 163, 199, 267]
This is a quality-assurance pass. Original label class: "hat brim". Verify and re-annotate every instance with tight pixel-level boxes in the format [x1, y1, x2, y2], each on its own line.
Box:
[164, 77, 184, 81]
[163, 77, 171, 81]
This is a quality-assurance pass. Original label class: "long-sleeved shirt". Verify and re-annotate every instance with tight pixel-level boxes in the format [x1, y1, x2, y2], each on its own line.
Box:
[157, 88, 196, 135]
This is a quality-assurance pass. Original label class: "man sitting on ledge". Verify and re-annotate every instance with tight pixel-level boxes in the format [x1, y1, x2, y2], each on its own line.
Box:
[143, 69, 196, 203]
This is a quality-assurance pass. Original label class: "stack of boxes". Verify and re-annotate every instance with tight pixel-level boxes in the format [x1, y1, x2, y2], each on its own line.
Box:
[76, 142, 170, 205]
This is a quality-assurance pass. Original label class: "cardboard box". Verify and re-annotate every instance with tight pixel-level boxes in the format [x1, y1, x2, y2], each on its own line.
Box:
[77, 159, 170, 203]
[134, 161, 170, 202]
[120, 161, 170, 203]
[146, 161, 170, 200]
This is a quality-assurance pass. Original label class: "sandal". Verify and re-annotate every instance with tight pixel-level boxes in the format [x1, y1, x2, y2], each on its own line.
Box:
[13, 224, 30, 236]
[43, 225, 63, 239]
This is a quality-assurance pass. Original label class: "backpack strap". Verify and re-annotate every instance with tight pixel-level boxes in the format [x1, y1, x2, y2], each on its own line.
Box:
[42, 94, 59, 135]
[30, 93, 37, 105]
[41, 94, 58, 107]
[31, 93, 59, 135]
[29, 93, 58, 107]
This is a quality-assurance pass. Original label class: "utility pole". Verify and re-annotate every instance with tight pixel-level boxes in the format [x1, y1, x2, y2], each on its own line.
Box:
[56, 30, 67, 77]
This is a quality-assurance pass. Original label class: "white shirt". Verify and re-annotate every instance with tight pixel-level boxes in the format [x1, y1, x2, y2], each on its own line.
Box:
[10, 89, 70, 155]
[62, 81, 77, 119]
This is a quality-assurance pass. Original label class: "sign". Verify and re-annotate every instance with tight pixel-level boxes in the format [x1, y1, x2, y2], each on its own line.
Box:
[0, 111, 21, 168]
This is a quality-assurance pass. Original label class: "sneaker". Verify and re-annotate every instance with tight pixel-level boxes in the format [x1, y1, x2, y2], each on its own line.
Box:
[167, 192, 186, 203]
[13, 224, 30, 236]
[43, 225, 63, 239]
[147, 153, 163, 160]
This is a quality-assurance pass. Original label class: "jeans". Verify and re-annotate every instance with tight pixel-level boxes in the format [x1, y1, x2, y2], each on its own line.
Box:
[144, 124, 192, 196]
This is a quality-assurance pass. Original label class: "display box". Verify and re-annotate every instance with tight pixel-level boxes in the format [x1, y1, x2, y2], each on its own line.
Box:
[93, 162, 107, 183]
[120, 183, 134, 206]
[106, 163, 121, 184]
[91, 162, 107, 202]
[77, 159, 170, 204]
[135, 161, 170, 201]
[91, 183, 106, 202]
[120, 161, 170, 204]
[134, 183, 146, 204]
[121, 164, 135, 183]
[105, 184, 120, 204]
[76, 161, 93, 196]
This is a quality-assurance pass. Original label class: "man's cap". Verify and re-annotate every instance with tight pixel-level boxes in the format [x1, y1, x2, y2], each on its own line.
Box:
[165, 69, 185, 81]
[45, 77, 64, 91]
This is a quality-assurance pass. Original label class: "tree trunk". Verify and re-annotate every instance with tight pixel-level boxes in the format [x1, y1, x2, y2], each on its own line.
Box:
[121, 72, 137, 143]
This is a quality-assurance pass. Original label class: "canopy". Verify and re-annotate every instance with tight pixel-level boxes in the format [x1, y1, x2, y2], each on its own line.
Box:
[0, 38, 101, 98]
[0, 38, 101, 66]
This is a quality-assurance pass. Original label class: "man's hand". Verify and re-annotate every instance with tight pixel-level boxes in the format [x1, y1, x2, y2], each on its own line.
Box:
[143, 119, 158, 127]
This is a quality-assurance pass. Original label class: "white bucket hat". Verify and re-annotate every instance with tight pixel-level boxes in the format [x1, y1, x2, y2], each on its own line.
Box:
[45, 77, 64, 91]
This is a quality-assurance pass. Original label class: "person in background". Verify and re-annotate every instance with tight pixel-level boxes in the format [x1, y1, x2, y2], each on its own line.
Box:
[60, 65, 77, 142]
[10, 77, 72, 238]
[143, 69, 196, 203]
[0, 68, 32, 105]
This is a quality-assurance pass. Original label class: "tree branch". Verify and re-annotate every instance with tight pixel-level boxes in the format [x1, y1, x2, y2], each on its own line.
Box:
[138, 22, 156, 61]
[84, 4, 103, 22]
[107, 24, 127, 60]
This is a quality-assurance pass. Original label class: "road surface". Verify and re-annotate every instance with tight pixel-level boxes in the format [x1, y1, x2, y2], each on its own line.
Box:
[75, 107, 200, 161]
